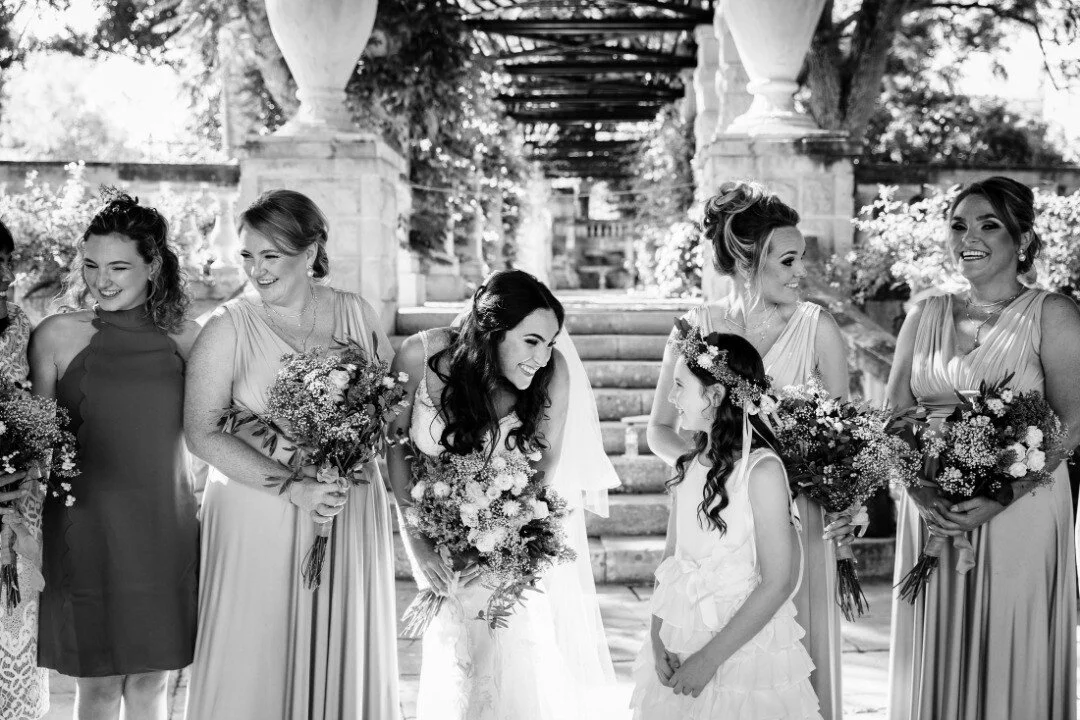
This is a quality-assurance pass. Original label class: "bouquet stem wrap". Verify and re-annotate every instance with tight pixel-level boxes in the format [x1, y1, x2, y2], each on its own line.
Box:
[825, 507, 871, 622]
[896, 529, 975, 603]
[301, 466, 350, 590]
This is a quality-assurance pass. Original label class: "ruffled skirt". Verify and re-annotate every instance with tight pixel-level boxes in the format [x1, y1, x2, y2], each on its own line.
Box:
[630, 554, 821, 720]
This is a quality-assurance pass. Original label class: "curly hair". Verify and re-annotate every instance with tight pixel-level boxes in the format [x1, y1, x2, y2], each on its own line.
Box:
[61, 190, 189, 333]
[949, 176, 1041, 276]
[702, 180, 800, 291]
[430, 270, 565, 459]
[238, 189, 330, 279]
[666, 333, 779, 535]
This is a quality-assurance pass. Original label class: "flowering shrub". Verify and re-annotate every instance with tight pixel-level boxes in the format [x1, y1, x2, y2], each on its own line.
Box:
[650, 220, 704, 298]
[0, 162, 219, 296]
[836, 184, 1080, 304]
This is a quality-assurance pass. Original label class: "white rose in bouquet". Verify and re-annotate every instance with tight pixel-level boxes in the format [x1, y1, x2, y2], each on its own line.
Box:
[1026, 448, 1046, 471]
[1025, 426, 1044, 447]
[410, 481, 428, 502]
[531, 499, 550, 520]
[432, 481, 451, 498]
[1007, 442, 1027, 461]
[1007, 462, 1028, 478]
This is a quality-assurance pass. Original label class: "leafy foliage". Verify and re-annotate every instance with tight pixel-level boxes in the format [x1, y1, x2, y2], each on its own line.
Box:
[835, 184, 1080, 303]
[626, 105, 696, 294]
[0, 163, 218, 295]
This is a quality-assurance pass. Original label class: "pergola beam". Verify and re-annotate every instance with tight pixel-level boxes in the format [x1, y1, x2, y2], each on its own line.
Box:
[501, 92, 680, 103]
[511, 109, 660, 122]
[468, 18, 708, 34]
[503, 59, 695, 74]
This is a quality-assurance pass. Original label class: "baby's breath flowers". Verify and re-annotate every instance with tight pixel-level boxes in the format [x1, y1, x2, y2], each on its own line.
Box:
[772, 383, 920, 621]
[218, 337, 409, 590]
[0, 377, 80, 611]
[896, 372, 1067, 603]
[401, 444, 575, 637]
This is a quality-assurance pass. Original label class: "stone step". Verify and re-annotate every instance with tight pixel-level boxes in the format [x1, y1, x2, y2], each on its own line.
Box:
[396, 307, 680, 336]
[609, 454, 669, 492]
[391, 333, 668, 362]
[393, 534, 897, 584]
[586, 494, 669, 536]
[583, 360, 661, 388]
[600, 420, 652, 455]
[594, 388, 655, 421]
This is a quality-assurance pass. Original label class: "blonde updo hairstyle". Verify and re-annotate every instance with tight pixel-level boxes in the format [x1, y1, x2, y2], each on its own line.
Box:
[702, 181, 801, 299]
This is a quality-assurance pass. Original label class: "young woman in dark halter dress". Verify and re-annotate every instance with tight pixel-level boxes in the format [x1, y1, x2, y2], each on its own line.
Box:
[28, 194, 201, 720]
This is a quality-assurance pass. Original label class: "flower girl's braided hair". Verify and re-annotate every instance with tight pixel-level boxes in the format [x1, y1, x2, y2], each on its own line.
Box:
[702, 181, 800, 299]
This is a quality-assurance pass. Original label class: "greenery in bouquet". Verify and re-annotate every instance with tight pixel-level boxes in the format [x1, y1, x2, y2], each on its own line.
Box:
[218, 335, 409, 589]
[0, 378, 79, 611]
[772, 383, 920, 620]
[896, 373, 1066, 603]
[401, 444, 575, 636]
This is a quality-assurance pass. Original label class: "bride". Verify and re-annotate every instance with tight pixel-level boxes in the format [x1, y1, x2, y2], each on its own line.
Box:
[386, 270, 618, 719]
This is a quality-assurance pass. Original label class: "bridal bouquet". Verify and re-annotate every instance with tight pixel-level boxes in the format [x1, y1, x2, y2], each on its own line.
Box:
[219, 335, 409, 589]
[896, 373, 1065, 603]
[772, 383, 920, 621]
[0, 378, 79, 611]
[400, 445, 575, 636]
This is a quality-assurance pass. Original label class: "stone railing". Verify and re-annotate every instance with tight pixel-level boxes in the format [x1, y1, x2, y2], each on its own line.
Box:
[575, 219, 634, 254]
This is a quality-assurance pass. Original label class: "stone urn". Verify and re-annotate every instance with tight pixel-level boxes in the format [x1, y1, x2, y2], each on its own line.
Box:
[720, 0, 829, 138]
[263, 0, 378, 136]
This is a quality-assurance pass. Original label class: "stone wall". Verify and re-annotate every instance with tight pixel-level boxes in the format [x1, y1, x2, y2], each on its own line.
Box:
[0, 160, 239, 196]
[854, 163, 1080, 209]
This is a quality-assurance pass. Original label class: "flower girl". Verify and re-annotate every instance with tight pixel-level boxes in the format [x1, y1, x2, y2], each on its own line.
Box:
[630, 325, 821, 720]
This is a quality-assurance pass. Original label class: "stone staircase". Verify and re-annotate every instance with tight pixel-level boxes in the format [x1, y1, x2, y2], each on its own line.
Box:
[389, 299, 692, 585]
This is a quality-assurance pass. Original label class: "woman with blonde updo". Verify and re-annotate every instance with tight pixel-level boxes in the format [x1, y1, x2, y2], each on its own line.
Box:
[647, 180, 851, 719]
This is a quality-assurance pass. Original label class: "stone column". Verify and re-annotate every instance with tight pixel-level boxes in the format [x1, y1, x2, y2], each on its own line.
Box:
[238, 0, 408, 332]
[679, 68, 697, 124]
[714, 13, 753, 138]
[692, 24, 720, 156]
[696, 0, 856, 296]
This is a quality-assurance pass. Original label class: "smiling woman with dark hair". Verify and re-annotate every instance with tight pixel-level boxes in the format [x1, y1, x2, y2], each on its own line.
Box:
[29, 193, 201, 720]
[887, 176, 1080, 719]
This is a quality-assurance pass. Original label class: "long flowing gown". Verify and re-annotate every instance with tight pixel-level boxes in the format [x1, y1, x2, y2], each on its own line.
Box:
[888, 290, 1076, 720]
[186, 290, 399, 720]
[39, 306, 199, 677]
[691, 300, 841, 719]
[411, 330, 588, 720]
[629, 448, 821, 720]
[0, 304, 48, 718]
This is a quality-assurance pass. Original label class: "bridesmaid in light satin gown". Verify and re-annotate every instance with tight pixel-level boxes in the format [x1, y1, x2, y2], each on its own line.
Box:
[648, 181, 852, 720]
[886, 177, 1080, 720]
[184, 190, 399, 719]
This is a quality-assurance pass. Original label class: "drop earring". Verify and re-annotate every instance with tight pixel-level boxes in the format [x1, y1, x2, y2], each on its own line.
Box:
[307, 266, 315, 277]
[1018, 250, 1027, 262]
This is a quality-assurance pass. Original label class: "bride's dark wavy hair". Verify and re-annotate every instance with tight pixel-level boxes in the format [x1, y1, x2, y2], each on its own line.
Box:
[430, 270, 565, 458]
[666, 333, 779, 534]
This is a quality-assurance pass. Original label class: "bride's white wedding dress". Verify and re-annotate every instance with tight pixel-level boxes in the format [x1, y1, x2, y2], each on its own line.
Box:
[411, 329, 617, 720]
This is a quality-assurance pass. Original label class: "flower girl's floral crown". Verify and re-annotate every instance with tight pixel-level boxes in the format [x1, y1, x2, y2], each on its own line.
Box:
[670, 317, 774, 413]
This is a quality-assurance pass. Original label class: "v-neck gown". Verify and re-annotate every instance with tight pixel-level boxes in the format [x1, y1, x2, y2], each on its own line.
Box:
[185, 292, 399, 720]
[690, 301, 841, 720]
[888, 290, 1076, 720]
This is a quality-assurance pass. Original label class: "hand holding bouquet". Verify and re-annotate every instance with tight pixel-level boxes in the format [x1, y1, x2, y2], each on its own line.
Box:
[0, 377, 79, 611]
[401, 445, 576, 636]
[219, 334, 409, 589]
[896, 373, 1066, 603]
[772, 384, 920, 621]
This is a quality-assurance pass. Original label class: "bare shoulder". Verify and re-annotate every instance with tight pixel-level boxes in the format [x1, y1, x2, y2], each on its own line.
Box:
[192, 306, 237, 349]
[1040, 291, 1080, 325]
[393, 332, 428, 374]
[31, 311, 93, 348]
[813, 305, 845, 343]
[750, 452, 786, 483]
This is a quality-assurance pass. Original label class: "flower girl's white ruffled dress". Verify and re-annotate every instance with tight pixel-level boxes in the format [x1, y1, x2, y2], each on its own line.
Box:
[630, 449, 822, 720]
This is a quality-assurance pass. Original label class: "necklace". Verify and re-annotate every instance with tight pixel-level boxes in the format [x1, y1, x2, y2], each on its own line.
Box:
[726, 304, 781, 342]
[262, 285, 319, 351]
[262, 285, 315, 320]
[963, 288, 1025, 349]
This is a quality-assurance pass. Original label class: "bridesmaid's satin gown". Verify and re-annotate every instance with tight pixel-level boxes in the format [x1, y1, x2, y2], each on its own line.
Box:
[888, 290, 1076, 720]
[691, 301, 842, 720]
[185, 291, 400, 720]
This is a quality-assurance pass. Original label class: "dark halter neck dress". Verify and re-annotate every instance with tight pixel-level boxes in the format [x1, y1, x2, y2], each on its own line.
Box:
[38, 305, 198, 677]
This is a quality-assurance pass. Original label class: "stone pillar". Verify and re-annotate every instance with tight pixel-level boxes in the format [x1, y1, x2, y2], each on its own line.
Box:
[714, 14, 753, 138]
[696, 0, 857, 300]
[679, 68, 697, 124]
[692, 24, 720, 155]
[238, 0, 408, 332]
[460, 173, 490, 286]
